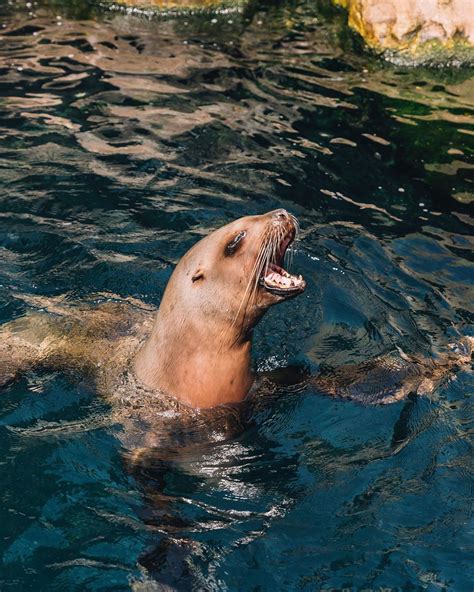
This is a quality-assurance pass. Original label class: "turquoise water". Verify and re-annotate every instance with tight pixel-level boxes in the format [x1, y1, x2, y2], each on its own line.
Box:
[0, 0, 473, 589]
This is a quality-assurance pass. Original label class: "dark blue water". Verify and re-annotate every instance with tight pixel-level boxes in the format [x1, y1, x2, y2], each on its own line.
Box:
[0, 0, 473, 589]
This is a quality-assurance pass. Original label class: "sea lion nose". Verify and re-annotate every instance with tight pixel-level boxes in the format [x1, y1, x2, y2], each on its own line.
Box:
[271, 209, 289, 221]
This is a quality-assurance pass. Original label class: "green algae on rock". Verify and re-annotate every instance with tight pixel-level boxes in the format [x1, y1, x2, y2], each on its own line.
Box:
[333, 0, 474, 66]
[102, 0, 245, 12]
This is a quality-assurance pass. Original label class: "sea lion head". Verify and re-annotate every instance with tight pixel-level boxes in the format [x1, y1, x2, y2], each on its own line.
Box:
[134, 210, 305, 407]
[169, 209, 306, 338]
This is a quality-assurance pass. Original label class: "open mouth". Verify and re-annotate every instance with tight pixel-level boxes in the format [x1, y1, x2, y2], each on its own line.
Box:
[260, 230, 306, 297]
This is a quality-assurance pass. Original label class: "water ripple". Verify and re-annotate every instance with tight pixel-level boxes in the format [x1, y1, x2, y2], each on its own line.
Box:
[0, 0, 473, 589]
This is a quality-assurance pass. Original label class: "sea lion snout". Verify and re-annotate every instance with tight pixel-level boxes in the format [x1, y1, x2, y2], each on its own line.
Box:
[270, 208, 290, 221]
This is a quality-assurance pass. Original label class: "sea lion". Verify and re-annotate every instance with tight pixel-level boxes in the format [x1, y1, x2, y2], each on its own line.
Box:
[0, 209, 471, 419]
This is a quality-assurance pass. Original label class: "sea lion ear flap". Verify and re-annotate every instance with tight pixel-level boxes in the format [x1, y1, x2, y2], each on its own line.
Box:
[191, 268, 205, 282]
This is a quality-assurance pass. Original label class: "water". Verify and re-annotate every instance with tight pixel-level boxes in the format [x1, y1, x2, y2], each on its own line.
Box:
[0, 0, 473, 589]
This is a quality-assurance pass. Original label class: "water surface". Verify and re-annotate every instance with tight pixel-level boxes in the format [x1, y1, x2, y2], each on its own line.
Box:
[0, 0, 473, 589]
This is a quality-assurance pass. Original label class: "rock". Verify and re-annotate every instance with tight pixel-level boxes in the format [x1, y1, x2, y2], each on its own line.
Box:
[334, 0, 474, 65]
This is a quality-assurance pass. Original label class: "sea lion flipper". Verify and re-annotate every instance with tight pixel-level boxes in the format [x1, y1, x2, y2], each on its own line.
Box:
[312, 355, 415, 404]
[312, 338, 472, 405]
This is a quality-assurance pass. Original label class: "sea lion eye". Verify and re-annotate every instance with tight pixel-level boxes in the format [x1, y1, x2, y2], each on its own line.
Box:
[225, 231, 246, 256]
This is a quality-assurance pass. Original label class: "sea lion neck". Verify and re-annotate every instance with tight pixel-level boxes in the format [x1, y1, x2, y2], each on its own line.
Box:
[133, 307, 255, 408]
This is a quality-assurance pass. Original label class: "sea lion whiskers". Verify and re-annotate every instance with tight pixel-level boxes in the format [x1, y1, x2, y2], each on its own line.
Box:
[226, 234, 272, 339]
[215, 228, 276, 353]
[230, 223, 282, 333]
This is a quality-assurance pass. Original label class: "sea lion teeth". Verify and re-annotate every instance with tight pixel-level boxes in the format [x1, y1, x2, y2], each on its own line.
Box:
[263, 267, 306, 290]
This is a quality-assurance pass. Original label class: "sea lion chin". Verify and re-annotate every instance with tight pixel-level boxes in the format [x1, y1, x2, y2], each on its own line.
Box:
[133, 209, 306, 409]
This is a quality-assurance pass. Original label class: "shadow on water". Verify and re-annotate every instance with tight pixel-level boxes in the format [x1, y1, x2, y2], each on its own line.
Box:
[0, 0, 473, 589]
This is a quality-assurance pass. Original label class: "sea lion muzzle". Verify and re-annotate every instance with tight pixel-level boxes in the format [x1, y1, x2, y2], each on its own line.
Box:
[256, 209, 306, 299]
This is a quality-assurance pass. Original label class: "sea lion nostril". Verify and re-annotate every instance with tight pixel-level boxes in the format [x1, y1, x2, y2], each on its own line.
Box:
[272, 209, 288, 220]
